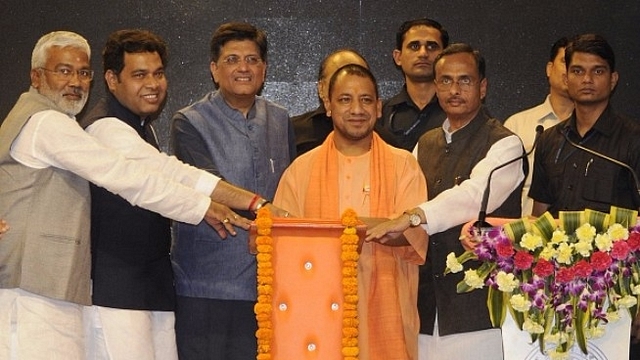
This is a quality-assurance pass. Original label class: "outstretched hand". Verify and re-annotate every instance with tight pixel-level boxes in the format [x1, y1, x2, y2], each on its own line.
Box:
[365, 214, 410, 243]
[0, 219, 8, 239]
[203, 201, 251, 239]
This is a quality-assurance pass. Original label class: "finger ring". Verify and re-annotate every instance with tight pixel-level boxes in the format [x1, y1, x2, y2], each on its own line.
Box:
[284, 212, 290, 218]
[222, 218, 230, 224]
[233, 214, 239, 219]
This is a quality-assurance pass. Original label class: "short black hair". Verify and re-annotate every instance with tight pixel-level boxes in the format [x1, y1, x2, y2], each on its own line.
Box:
[549, 37, 569, 62]
[434, 43, 486, 79]
[209, 22, 267, 63]
[395, 18, 449, 50]
[102, 29, 167, 75]
[565, 33, 615, 72]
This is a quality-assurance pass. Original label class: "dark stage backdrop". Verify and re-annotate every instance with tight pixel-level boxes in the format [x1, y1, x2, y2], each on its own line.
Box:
[1, 0, 638, 151]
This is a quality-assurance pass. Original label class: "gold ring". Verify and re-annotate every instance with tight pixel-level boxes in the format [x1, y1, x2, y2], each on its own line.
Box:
[222, 218, 230, 224]
[233, 214, 239, 219]
[284, 212, 290, 218]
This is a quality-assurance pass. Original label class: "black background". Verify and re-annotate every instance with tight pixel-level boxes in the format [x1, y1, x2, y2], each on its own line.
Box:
[1, 0, 638, 150]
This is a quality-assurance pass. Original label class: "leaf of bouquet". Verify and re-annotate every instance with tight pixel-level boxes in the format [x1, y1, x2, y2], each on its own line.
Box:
[584, 208, 609, 233]
[575, 307, 589, 355]
[609, 206, 638, 228]
[503, 217, 531, 243]
[559, 210, 585, 234]
[507, 301, 525, 330]
[487, 286, 507, 327]
[531, 212, 556, 241]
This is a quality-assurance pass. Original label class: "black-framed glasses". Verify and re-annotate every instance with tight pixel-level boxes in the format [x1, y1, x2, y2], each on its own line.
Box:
[220, 55, 263, 66]
[39, 67, 94, 82]
[435, 77, 476, 91]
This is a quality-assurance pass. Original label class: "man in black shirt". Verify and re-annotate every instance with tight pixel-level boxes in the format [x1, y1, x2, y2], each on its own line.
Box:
[375, 18, 449, 151]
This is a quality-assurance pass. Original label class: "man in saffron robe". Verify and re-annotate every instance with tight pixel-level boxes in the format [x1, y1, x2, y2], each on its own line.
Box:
[273, 64, 428, 360]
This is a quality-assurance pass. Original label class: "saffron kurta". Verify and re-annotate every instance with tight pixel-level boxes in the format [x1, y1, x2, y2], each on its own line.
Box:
[274, 132, 428, 360]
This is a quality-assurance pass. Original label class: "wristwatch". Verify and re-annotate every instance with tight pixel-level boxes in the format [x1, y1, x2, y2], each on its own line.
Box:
[404, 211, 422, 227]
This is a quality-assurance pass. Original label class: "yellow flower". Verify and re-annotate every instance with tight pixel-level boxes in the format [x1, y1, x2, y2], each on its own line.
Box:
[585, 325, 606, 339]
[606, 310, 621, 322]
[523, 318, 544, 334]
[496, 271, 519, 292]
[573, 239, 593, 257]
[632, 285, 640, 295]
[550, 229, 568, 244]
[520, 232, 543, 251]
[547, 348, 570, 360]
[555, 242, 573, 265]
[607, 223, 629, 241]
[575, 223, 596, 242]
[446, 252, 463, 273]
[617, 295, 638, 309]
[594, 233, 613, 251]
[539, 245, 557, 261]
[463, 269, 485, 289]
[509, 294, 532, 312]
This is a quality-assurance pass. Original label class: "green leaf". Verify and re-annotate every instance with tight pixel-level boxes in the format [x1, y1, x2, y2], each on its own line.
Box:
[558, 211, 584, 234]
[531, 212, 556, 241]
[584, 209, 609, 232]
[575, 307, 588, 355]
[487, 287, 507, 327]
[503, 218, 531, 242]
[507, 302, 525, 330]
[609, 206, 638, 228]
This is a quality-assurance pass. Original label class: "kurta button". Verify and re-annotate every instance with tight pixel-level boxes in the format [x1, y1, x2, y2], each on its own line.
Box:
[436, 179, 442, 184]
[307, 343, 316, 352]
[572, 163, 577, 168]
[331, 303, 339, 311]
[278, 303, 287, 311]
[304, 261, 313, 270]
[567, 185, 573, 190]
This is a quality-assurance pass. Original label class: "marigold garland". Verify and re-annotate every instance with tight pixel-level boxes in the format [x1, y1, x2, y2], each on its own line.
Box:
[340, 208, 360, 360]
[254, 207, 361, 359]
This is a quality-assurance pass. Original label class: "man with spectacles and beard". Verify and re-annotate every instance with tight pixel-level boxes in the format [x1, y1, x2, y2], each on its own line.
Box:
[170, 22, 295, 359]
[368, 43, 525, 360]
[375, 18, 448, 151]
[0, 30, 275, 359]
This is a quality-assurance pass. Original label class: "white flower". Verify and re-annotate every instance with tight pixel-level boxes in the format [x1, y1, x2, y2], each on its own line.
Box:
[632, 285, 640, 295]
[573, 240, 593, 257]
[446, 252, 463, 273]
[463, 269, 485, 289]
[523, 318, 544, 334]
[509, 294, 531, 312]
[555, 243, 573, 265]
[496, 271, 519, 292]
[617, 295, 638, 309]
[594, 233, 613, 251]
[608, 223, 629, 241]
[520, 232, 543, 251]
[575, 223, 596, 242]
[550, 229, 568, 244]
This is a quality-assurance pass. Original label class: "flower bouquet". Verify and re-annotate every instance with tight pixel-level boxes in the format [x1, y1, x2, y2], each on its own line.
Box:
[445, 206, 639, 359]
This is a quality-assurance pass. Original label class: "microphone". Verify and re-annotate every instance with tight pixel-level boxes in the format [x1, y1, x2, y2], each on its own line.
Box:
[561, 127, 640, 200]
[473, 125, 544, 229]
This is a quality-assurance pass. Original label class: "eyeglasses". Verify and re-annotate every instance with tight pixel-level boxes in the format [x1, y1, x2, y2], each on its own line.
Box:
[39, 67, 94, 82]
[220, 55, 263, 66]
[435, 77, 477, 91]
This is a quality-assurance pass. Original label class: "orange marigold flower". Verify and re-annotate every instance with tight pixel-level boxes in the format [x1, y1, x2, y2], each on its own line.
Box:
[256, 253, 272, 262]
[342, 346, 360, 357]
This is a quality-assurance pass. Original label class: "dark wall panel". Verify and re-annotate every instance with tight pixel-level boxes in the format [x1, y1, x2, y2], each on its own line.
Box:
[1, 0, 638, 151]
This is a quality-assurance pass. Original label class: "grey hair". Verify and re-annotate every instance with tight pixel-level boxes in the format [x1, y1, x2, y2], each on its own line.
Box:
[31, 31, 90, 69]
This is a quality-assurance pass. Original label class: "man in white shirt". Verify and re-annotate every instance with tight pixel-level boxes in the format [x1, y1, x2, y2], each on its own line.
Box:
[504, 37, 574, 215]
[0, 30, 278, 360]
[368, 43, 525, 360]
